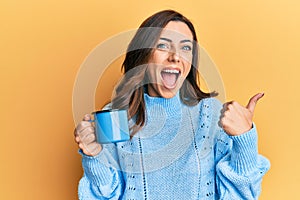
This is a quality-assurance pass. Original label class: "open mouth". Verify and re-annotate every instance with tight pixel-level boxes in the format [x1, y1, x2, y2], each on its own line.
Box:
[160, 68, 181, 89]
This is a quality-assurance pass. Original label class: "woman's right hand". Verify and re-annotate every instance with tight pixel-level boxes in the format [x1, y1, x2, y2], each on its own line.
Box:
[74, 114, 102, 156]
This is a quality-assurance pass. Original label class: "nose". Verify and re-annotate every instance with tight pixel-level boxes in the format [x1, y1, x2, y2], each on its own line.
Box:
[168, 48, 180, 63]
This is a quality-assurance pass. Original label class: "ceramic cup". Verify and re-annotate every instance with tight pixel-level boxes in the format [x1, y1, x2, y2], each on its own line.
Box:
[91, 109, 130, 144]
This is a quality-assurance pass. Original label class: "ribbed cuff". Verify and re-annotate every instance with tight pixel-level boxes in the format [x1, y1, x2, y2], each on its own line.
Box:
[229, 124, 258, 175]
[79, 149, 115, 186]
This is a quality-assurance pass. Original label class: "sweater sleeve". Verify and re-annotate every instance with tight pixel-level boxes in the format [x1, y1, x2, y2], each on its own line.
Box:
[209, 98, 270, 200]
[78, 143, 124, 200]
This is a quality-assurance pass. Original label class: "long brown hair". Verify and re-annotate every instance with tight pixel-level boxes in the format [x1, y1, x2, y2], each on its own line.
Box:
[111, 10, 217, 135]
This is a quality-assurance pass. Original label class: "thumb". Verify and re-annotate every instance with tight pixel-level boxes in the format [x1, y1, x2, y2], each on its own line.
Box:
[246, 92, 265, 113]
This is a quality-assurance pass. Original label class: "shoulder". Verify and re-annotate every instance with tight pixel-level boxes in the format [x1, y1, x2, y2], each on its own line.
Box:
[199, 97, 223, 107]
[198, 97, 223, 117]
[198, 98, 232, 150]
[196, 97, 224, 137]
[190, 97, 223, 131]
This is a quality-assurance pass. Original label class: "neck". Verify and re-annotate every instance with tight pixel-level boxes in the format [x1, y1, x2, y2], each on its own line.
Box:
[144, 92, 182, 117]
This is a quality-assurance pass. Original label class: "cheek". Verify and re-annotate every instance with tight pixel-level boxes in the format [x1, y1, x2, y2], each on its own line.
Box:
[146, 64, 158, 81]
[150, 50, 168, 64]
[181, 54, 193, 65]
[182, 64, 192, 79]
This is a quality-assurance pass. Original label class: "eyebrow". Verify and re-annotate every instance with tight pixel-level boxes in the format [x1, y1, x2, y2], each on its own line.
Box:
[159, 37, 193, 44]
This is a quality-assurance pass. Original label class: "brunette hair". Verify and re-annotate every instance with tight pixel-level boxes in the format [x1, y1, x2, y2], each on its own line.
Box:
[111, 10, 217, 135]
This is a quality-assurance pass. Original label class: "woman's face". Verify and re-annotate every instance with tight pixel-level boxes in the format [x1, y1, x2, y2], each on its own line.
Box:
[147, 21, 194, 98]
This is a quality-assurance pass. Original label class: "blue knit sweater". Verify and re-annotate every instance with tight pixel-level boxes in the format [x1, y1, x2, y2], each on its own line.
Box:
[78, 93, 270, 200]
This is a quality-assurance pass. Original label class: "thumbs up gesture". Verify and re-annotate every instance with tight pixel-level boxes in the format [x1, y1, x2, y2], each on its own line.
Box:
[219, 93, 264, 136]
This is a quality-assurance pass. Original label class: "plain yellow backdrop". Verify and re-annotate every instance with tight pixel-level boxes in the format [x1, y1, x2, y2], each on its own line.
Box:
[1, 0, 299, 199]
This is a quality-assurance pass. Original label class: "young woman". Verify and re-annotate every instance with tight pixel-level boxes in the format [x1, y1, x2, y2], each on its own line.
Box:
[74, 10, 270, 200]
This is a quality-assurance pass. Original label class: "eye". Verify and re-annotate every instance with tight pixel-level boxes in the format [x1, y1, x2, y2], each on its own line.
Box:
[156, 43, 169, 50]
[181, 45, 192, 51]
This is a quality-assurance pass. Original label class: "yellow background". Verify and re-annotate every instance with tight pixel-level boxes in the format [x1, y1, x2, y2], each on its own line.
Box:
[1, 0, 299, 199]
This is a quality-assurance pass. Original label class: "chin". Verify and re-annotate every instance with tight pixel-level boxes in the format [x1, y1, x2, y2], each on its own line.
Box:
[161, 93, 176, 99]
[147, 82, 182, 98]
[157, 87, 179, 98]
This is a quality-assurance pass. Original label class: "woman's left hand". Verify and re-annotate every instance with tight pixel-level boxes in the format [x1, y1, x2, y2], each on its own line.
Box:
[219, 93, 264, 136]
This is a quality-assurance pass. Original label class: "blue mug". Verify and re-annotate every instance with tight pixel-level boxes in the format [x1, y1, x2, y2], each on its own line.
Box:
[92, 109, 130, 144]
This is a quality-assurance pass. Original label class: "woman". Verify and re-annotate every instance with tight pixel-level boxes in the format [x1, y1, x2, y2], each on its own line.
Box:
[74, 10, 270, 199]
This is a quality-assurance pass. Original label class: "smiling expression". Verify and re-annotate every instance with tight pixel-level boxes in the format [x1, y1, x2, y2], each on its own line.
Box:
[146, 21, 194, 98]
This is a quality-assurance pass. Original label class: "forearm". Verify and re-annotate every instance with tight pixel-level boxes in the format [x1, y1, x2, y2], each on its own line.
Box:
[215, 126, 270, 199]
[79, 144, 124, 198]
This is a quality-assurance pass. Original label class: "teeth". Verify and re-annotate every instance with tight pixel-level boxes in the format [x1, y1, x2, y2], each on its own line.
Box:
[162, 69, 180, 74]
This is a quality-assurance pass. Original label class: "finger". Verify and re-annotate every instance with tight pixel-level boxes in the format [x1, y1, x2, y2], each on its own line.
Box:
[219, 102, 230, 122]
[220, 102, 230, 116]
[229, 101, 245, 116]
[218, 117, 230, 130]
[75, 121, 93, 135]
[83, 114, 92, 121]
[75, 136, 80, 143]
[88, 142, 102, 156]
[222, 101, 232, 110]
[78, 126, 95, 139]
[218, 119, 223, 129]
[81, 142, 101, 156]
[80, 132, 96, 144]
[246, 92, 264, 113]
[221, 101, 239, 117]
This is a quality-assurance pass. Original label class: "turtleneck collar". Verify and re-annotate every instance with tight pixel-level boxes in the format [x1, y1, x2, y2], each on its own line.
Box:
[144, 92, 182, 117]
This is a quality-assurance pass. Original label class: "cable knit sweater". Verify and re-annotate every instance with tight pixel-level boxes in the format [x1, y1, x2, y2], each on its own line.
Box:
[78, 93, 270, 200]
